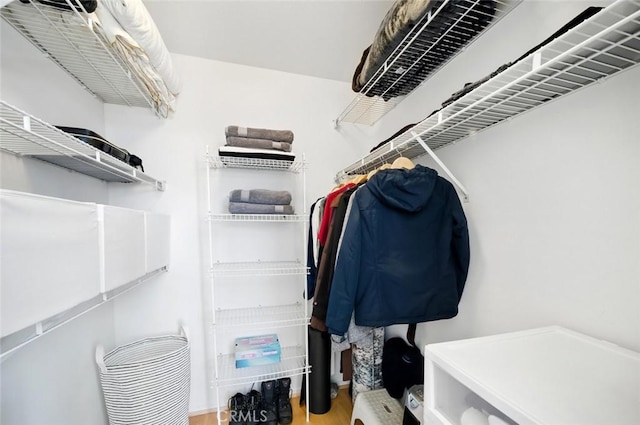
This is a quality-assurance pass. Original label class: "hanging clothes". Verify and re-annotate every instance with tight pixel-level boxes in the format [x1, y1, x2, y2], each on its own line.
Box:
[311, 186, 358, 331]
[317, 183, 356, 246]
[325, 165, 470, 336]
[306, 197, 324, 299]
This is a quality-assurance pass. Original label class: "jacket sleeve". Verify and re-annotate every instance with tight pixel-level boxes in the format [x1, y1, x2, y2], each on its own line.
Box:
[450, 188, 470, 301]
[325, 194, 361, 336]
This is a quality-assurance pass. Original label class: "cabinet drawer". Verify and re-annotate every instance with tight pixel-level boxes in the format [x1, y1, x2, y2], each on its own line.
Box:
[0, 190, 101, 337]
[101, 205, 146, 292]
[145, 212, 170, 273]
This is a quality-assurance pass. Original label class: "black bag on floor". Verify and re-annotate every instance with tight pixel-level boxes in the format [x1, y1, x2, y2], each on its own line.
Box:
[382, 336, 424, 399]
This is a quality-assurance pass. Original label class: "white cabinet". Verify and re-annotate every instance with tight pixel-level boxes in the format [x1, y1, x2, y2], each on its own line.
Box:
[0, 189, 171, 351]
[102, 205, 146, 293]
[146, 212, 171, 273]
[424, 326, 640, 425]
[205, 152, 310, 423]
[0, 190, 101, 337]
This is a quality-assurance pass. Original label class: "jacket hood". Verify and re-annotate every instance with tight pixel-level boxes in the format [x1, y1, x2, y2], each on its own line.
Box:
[367, 165, 438, 212]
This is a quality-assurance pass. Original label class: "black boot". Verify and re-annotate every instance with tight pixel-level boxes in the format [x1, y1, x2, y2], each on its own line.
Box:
[245, 389, 262, 425]
[228, 392, 246, 425]
[276, 377, 293, 424]
[260, 380, 278, 425]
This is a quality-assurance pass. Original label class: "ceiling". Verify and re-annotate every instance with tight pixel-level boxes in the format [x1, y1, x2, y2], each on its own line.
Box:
[144, 0, 394, 83]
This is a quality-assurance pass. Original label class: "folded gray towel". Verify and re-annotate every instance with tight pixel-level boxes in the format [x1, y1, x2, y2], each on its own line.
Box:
[225, 126, 294, 143]
[229, 202, 295, 215]
[226, 136, 292, 152]
[229, 189, 292, 205]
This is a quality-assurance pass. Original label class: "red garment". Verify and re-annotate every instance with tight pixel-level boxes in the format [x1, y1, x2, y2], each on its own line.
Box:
[317, 183, 355, 246]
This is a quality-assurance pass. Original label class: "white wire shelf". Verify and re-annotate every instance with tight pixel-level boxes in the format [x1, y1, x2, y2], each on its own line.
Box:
[214, 345, 309, 387]
[208, 154, 307, 173]
[211, 261, 309, 277]
[209, 213, 307, 222]
[1, 0, 158, 114]
[336, 0, 640, 178]
[214, 303, 308, 329]
[0, 101, 165, 189]
[336, 0, 521, 126]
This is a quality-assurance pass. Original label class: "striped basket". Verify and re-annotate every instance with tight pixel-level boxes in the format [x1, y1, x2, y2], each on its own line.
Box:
[96, 327, 190, 425]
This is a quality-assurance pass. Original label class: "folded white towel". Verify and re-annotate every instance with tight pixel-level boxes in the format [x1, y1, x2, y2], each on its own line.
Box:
[488, 415, 510, 425]
[100, 0, 181, 95]
[461, 407, 489, 425]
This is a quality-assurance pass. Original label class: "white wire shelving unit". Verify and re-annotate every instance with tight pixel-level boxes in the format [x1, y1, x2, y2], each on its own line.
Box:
[215, 303, 308, 330]
[208, 155, 307, 173]
[0, 0, 158, 114]
[205, 148, 310, 423]
[214, 346, 309, 388]
[336, 0, 640, 181]
[211, 261, 309, 278]
[0, 101, 165, 189]
[336, 0, 521, 126]
[209, 213, 307, 222]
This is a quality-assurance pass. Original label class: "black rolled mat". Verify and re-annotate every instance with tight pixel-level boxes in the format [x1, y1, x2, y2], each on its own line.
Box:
[300, 326, 331, 414]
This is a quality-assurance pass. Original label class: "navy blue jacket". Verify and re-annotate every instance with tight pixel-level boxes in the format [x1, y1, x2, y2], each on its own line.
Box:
[325, 165, 470, 335]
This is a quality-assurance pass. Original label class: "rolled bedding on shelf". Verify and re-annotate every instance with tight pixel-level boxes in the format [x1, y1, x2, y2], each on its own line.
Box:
[366, 6, 606, 152]
[353, 0, 434, 92]
[91, 4, 175, 117]
[229, 189, 292, 206]
[225, 126, 294, 144]
[228, 202, 295, 215]
[353, 0, 497, 100]
[218, 146, 296, 162]
[226, 136, 292, 152]
[100, 0, 181, 95]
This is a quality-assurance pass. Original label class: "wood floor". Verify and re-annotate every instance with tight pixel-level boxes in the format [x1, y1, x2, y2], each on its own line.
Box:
[189, 388, 353, 425]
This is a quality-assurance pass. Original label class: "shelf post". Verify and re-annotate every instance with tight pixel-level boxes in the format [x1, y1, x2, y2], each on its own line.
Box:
[411, 131, 469, 202]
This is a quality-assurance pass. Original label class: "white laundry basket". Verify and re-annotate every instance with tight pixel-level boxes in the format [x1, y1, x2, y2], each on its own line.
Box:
[96, 327, 191, 425]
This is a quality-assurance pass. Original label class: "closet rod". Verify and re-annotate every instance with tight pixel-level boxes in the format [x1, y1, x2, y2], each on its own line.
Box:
[0, 266, 168, 362]
[412, 131, 469, 202]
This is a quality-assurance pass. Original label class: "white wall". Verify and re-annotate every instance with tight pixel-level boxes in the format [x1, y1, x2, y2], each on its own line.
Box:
[1, 19, 114, 425]
[414, 65, 640, 351]
[372, 0, 640, 353]
[104, 54, 375, 413]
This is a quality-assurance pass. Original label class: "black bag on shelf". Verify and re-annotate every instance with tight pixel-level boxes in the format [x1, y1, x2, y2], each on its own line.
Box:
[55, 126, 131, 164]
[19, 0, 98, 13]
[128, 155, 144, 172]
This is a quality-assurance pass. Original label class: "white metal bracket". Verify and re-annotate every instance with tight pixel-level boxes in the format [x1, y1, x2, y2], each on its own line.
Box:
[532, 51, 542, 70]
[411, 131, 469, 203]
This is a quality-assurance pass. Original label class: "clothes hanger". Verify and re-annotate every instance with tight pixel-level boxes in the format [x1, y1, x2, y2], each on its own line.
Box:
[347, 174, 368, 185]
[367, 163, 392, 180]
[390, 156, 415, 170]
